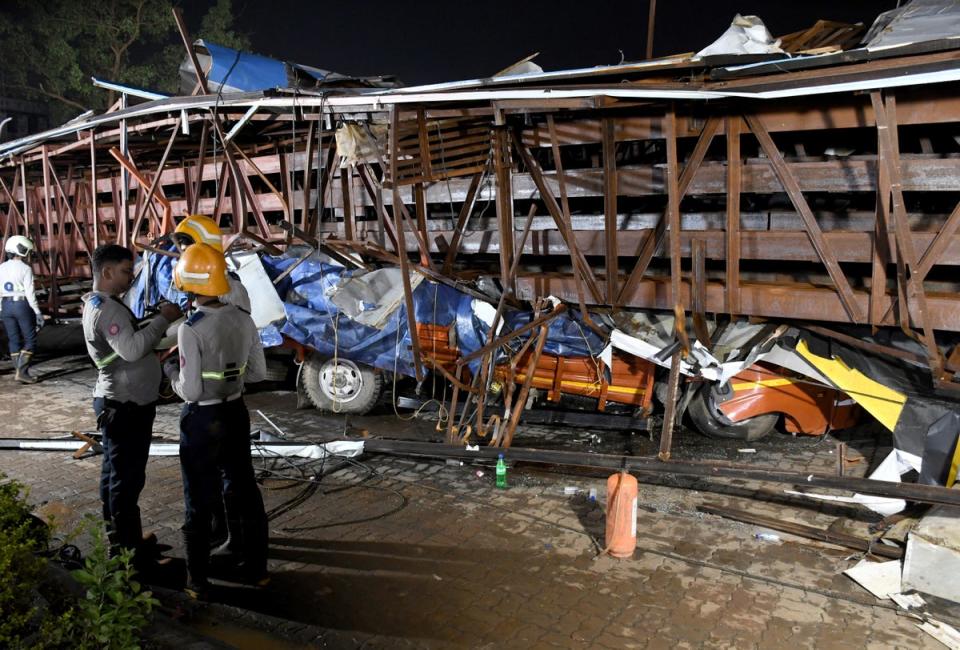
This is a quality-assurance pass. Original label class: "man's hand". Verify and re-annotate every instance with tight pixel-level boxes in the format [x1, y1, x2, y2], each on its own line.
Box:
[159, 302, 182, 322]
[162, 355, 180, 380]
[35, 312, 44, 330]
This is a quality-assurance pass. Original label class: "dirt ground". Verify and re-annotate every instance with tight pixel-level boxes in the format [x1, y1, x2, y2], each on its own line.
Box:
[0, 351, 953, 648]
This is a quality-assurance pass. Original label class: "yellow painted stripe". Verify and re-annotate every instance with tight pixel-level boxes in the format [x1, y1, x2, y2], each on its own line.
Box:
[796, 339, 906, 432]
[514, 375, 643, 396]
[948, 437, 960, 488]
[731, 377, 795, 391]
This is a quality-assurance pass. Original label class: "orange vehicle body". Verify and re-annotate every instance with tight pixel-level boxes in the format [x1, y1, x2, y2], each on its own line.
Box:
[501, 350, 656, 413]
[717, 363, 860, 435]
[416, 324, 857, 435]
[416, 323, 656, 413]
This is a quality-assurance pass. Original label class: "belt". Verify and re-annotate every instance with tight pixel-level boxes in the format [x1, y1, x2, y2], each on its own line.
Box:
[196, 392, 243, 407]
[1, 296, 26, 301]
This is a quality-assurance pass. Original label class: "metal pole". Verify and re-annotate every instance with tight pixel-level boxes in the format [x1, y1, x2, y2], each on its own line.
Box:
[646, 0, 657, 60]
[120, 93, 129, 248]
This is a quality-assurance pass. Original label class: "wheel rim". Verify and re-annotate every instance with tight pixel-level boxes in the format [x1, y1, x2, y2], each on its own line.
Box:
[318, 358, 364, 403]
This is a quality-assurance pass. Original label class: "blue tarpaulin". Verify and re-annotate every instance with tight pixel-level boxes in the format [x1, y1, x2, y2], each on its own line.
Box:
[125, 245, 189, 318]
[128, 248, 606, 379]
[203, 42, 288, 92]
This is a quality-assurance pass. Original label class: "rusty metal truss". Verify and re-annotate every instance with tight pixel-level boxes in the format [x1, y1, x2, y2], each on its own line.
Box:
[4, 32, 960, 389]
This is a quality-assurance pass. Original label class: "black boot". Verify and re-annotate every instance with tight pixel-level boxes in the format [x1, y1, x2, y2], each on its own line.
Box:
[15, 350, 37, 384]
[182, 529, 210, 599]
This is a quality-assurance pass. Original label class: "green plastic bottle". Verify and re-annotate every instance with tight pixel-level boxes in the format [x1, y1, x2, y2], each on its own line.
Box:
[496, 454, 507, 489]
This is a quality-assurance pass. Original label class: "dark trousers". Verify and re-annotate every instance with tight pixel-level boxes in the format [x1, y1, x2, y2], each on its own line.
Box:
[93, 398, 155, 552]
[1, 298, 36, 355]
[179, 398, 267, 581]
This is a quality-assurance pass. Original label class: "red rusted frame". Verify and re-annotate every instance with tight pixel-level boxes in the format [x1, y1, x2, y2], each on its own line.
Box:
[494, 123, 515, 294]
[602, 117, 619, 304]
[441, 171, 483, 275]
[618, 115, 721, 305]
[871, 92, 944, 379]
[744, 113, 865, 324]
[512, 131, 603, 303]
[658, 349, 682, 461]
[390, 108, 424, 382]
[500, 318, 550, 448]
[725, 116, 741, 316]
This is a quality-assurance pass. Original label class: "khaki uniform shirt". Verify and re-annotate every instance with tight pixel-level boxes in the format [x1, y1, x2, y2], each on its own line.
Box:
[82, 291, 170, 405]
[169, 303, 266, 404]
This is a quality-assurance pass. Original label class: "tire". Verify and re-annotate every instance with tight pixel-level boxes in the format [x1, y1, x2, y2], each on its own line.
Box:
[687, 386, 778, 442]
[300, 354, 382, 414]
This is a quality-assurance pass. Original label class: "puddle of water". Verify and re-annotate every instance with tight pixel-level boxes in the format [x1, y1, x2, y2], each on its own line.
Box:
[189, 616, 309, 650]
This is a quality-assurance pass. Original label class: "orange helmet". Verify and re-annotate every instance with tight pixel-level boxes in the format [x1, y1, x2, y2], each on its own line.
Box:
[173, 243, 230, 296]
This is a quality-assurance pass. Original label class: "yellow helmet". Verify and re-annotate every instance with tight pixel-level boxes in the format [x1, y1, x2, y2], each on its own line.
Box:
[174, 214, 223, 252]
[173, 243, 230, 296]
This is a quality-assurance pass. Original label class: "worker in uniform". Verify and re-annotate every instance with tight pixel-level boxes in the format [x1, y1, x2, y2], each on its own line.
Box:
[172, 213, 252, 550]
[165, 243, 268, 596]
[0, 235, 44, 383]
[172, 214, 251, 312]
[82, 244, 182, 571]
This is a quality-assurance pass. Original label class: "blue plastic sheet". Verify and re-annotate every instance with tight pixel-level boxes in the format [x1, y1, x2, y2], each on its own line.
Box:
[204, 42, 288, 92]
[125, 245, 189, 318]
[128, 248, 608, 380]
[260, 256, 479, 377]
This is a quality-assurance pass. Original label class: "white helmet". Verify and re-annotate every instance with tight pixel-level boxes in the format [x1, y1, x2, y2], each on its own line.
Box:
[4, 235, 34, 257]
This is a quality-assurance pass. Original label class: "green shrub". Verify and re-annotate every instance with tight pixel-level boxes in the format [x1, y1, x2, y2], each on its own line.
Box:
[0, 475, 52, 646]
[70, 517, 160, 650]
[0, 475, 158, 649]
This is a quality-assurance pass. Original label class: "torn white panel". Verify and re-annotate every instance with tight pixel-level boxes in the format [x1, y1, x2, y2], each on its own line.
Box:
[471, 300, 505, 334]
[917, 618, 960, 650]
[329, 267, 423, 329]
[890, 592, 925, 610]
[228, 251, 287, 328]
[784, 449, 923, 516]
[759, 345, 832, 386]
[493, 53, 544, 77]
[843, 559, 902, 599]
[903, 502, 960, 604]
[604, 329, 696, 375]
[695, 14, 784, 59]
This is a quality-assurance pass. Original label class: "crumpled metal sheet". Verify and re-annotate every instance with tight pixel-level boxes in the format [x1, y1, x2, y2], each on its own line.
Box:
[865, 0, 960, 51]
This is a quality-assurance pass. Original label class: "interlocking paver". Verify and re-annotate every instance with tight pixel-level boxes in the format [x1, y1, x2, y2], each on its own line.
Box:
[0, 359, 949, 647]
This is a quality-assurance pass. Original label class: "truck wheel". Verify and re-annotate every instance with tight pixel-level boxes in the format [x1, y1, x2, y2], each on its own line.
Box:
[301, 355, 382, 414]
[688, 386, 777, 441]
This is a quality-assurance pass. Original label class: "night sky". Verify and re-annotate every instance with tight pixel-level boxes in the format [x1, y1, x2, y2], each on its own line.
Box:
[224, 1, 900, 85]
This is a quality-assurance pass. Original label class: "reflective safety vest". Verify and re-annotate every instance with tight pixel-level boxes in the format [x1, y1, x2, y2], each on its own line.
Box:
[201, 362, 246, 381]
[94, 351, 119, 369]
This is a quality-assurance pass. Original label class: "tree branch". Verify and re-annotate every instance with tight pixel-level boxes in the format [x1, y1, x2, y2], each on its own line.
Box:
[35, 83, 89, 112]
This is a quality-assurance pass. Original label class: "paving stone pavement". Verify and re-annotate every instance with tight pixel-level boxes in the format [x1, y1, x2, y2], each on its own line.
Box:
[0, 353, 948, 648]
